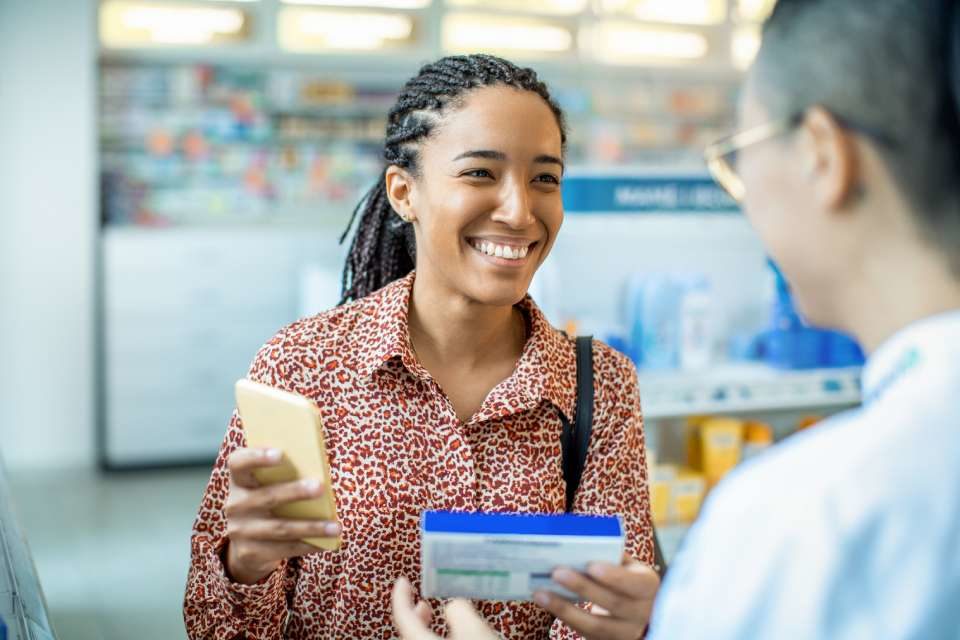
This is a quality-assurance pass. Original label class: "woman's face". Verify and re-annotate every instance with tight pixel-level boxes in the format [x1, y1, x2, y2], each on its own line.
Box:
[399, 84, 565, 307]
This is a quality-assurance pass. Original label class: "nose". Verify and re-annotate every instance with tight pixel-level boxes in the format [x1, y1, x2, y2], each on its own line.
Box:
[491, 177, 535, 229]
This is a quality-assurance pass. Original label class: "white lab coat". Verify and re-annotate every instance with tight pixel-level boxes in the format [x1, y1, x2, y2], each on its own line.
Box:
[649, 310, 960, 640]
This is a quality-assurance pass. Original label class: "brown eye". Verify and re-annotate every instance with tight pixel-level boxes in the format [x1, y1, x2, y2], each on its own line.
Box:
[462, 169, 494, 179]
[535, 174, 560, 185]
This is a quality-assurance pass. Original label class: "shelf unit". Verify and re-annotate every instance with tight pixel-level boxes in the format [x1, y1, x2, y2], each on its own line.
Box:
[640, 363, 862, 420]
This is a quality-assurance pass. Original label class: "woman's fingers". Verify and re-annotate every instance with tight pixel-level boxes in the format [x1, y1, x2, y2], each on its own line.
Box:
[585, 561, 660, 601]
[392, 577, 442, 640]
[547, 563, 659, 622]
[242, 477, 327, 513]
[413, 601, 434, 627]
[226, 517, 340, 542]
[533, 591, 642, 640]
[549, 567, 635, 620]
[445, 600, 500, 640]
[227, 448, 282, 488]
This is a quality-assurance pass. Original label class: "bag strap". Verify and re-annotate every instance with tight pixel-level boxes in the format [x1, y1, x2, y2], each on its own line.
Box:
[561, 336, 594, 513]
[560, 336, 669, 578]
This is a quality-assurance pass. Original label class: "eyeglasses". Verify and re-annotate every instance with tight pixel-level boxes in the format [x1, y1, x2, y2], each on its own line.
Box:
[705, 112, 898, 202]
[704, 114, 801, 202]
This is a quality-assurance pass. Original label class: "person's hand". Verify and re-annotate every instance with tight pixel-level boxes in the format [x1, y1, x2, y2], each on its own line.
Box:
[223, 447, 341, 585]
[392, 577, 500, 640]
[533, 556, 660, 640]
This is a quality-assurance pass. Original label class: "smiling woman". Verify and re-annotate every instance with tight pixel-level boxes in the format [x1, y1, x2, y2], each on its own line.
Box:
[339, 54, 568, 308]
[184, 54, 655, 640]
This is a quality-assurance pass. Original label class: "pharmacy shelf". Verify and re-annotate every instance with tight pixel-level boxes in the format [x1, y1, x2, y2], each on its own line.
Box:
[639, 363, 862, 420]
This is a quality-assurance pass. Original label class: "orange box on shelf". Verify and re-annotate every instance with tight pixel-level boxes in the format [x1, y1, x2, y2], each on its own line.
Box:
[742, 421, 774, 460]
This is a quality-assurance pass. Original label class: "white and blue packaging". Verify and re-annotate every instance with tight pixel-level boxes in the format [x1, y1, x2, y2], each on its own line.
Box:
[421, 511, 625, 602]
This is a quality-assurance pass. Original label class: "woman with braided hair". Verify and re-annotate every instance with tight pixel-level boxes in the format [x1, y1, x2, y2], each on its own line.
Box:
[185, 54, 656, 640]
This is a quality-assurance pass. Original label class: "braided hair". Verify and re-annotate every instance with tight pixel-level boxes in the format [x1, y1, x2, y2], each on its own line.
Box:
[338, 54, 568, 303]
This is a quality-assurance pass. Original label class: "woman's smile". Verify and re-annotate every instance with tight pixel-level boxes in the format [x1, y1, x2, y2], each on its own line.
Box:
[466, 236, 539, 268]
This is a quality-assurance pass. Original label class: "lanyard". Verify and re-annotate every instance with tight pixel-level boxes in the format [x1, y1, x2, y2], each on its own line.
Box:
[863, 346, 922, 406]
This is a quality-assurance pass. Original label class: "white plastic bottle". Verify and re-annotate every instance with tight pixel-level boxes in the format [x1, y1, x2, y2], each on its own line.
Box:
[680, 275, 714, 370]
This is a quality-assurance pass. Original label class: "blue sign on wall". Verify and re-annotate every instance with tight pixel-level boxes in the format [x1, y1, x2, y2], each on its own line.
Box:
[562, 175, 740, 214]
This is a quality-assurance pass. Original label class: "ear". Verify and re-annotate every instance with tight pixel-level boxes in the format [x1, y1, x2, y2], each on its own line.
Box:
[798, 106, 860, 211]
[385, 165, 417, 222]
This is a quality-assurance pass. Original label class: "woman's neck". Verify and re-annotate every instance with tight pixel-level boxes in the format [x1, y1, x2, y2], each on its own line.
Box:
[407, 271, 526, 371]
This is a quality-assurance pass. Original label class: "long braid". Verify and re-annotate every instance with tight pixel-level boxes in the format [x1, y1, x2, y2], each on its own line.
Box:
[339, 54, 567, 303]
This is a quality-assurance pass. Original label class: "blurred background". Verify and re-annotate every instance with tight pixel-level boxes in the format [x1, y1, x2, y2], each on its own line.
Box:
[0, 1, 865, 638]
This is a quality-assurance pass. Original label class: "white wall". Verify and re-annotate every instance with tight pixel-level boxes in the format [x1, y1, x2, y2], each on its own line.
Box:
[0, 0, 98, 469]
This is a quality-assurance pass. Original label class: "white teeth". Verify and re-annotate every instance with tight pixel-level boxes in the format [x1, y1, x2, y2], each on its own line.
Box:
[471, 240, 530, 260]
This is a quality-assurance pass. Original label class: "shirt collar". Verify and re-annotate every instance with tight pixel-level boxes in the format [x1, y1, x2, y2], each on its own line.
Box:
[513, 297, 578, 422]
[354, 271, 579, 421]
[354, 272, 420, 381]
[862, 308, 960, 404]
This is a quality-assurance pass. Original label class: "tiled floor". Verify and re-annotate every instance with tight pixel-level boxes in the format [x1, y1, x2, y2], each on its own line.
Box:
[8, 466, 211, 640]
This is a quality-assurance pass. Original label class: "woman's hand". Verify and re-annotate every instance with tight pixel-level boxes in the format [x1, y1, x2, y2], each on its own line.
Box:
[392, 577, 500, 640]
[223, 447, 341, 585]
[533, 556, 660, 640]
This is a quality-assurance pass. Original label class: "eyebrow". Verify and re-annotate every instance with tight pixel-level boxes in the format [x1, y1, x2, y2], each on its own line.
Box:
[452, 149, 565, 171]
[453, 149, 506, 162]
[534, 154, 565, 171]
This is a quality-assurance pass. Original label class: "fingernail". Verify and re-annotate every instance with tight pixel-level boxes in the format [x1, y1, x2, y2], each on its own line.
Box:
[302, 478, 321, 492]
[265, 448, 282, 461]
[552, 568, 576, 585]
[587, 563, 609, 580]
[533, 591, 550, 607]
[325, 523, 341, 536]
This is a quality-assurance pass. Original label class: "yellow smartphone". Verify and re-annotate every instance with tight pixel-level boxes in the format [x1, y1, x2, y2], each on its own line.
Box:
[234, 378, 340, 550]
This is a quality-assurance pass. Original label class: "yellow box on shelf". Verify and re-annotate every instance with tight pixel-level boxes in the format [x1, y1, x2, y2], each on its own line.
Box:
[671, 469, 707, 523]
[649, 464, 676, 526]
[687, 416, 743, 488]
[650, 464, 707, 526]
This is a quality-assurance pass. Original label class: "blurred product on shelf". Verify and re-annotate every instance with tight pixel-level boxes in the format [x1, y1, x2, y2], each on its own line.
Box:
[796, 415, 825, 432]
[649, 464, 674, 526]
[99, 64, 738, 229]
[614, 260, 862, 375]
[755, 260, 865, 370]
[679, 274, 715, 370]
[671, 469, 707, 523]
[650, 413, 818, 530]
[687, 416, 743, 488]
[649, 464, 707, 527]
[99, 64, 387, 227]
[741, 420, 774, 460]
[622, 271, 715, 370]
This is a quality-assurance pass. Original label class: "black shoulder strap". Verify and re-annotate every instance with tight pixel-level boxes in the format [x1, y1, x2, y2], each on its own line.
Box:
[560, 336, 669, 578]
[561, 336, 594, 513]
